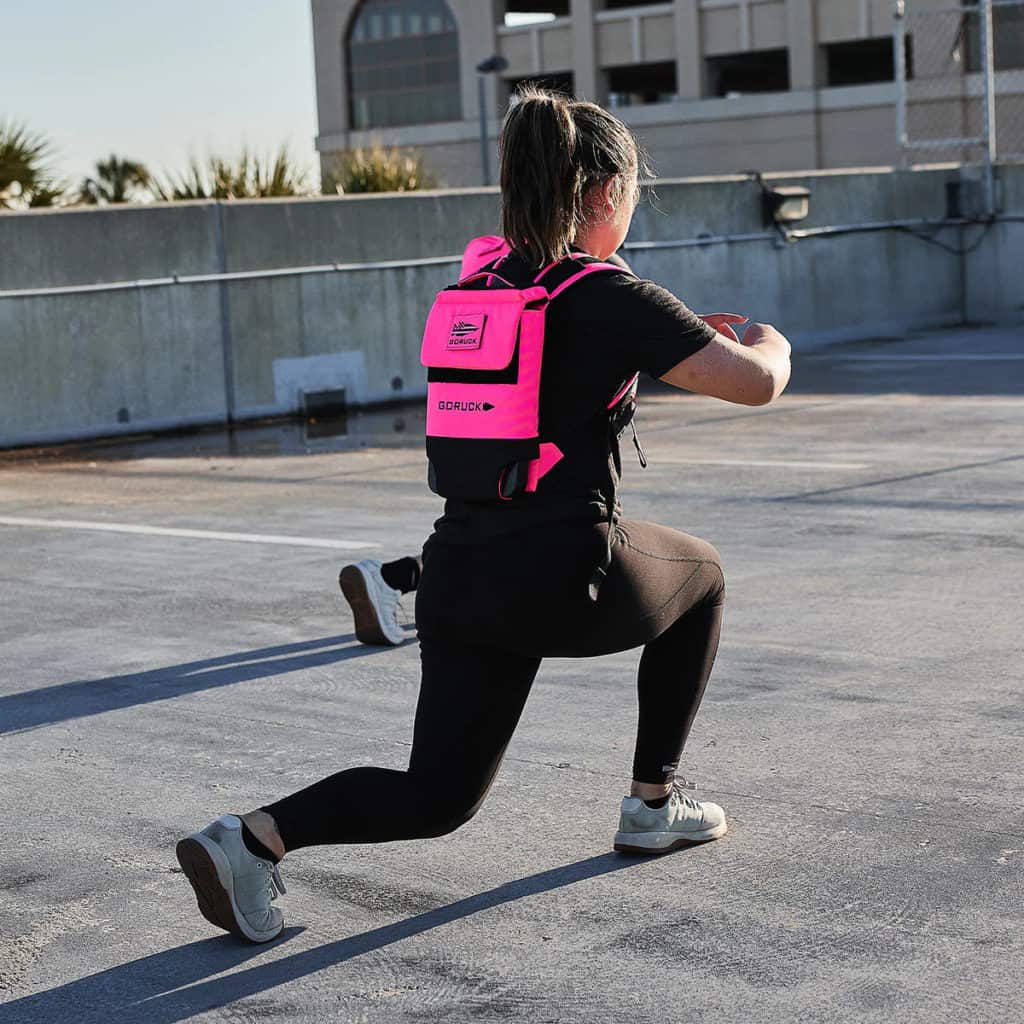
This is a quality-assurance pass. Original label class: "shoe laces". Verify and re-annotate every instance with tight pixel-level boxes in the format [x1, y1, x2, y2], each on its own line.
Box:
[669, 778, 701, 814]
[255, 860, 287, 900]
[271, 865, 286, 898]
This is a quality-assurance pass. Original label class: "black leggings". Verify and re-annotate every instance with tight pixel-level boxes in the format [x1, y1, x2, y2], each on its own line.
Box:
[265, 520, 724, 851]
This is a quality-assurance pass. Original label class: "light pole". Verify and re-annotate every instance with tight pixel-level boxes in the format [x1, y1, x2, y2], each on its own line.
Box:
[476, 55, 508, 187]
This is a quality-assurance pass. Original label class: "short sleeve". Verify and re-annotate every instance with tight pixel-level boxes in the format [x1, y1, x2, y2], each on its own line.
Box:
[565, 273, 719, 380]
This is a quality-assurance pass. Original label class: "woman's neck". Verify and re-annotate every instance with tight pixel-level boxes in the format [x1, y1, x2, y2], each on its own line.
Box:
[570, 233, 601, 259]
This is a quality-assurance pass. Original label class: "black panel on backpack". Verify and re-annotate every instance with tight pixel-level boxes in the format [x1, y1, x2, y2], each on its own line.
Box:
[426, 436, 540, 501]
[427, 339, 521, 385]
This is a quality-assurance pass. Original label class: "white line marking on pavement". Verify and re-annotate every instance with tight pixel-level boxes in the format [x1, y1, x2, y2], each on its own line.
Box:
[650, 457, 870, 470]
[817, 354, 1024, 362]
[0, 516, 380, 550]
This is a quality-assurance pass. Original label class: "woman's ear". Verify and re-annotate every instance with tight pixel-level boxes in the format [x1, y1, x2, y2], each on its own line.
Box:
[583, 180, 612, 220]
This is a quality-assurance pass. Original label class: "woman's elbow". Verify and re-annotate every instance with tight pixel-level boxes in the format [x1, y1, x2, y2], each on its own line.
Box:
[768, 362, 792, 403]
[742, 367, 780, 406]
[751, 363, 791, 406]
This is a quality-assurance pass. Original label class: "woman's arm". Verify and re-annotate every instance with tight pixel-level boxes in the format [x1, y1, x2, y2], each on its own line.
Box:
[660, 323, 792, 406]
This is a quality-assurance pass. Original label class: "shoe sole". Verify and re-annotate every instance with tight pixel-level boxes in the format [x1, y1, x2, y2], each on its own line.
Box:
[175, 835, 282, 944]
[339, 566, 401, 646]
[613, 821, 728, 854]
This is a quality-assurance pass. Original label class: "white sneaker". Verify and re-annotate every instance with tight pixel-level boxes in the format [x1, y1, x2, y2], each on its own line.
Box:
[613, 781, 728, 854]
[339, 559, 406, 646]
[176, 814, 286, 943]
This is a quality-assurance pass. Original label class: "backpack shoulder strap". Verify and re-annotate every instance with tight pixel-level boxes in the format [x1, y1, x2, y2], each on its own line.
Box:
[535, 253, 633, 299]
[446, 257, 519, 291]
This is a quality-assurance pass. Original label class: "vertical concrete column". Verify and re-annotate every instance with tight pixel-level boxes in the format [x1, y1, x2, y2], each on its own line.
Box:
[572, 0, 601, 102]
[311, 0, 361, 138]
[673, 0, 703, 100]
[452, 0, 501, 127]
[451, 0, 502, 185]
[786, 0, 821, 169]
[785, 0, 819, 90]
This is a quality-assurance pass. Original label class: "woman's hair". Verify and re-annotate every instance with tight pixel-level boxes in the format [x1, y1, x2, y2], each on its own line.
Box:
[499, 86, 646, 269]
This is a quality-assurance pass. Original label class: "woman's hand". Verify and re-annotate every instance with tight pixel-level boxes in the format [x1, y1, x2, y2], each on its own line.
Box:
[739, 322, 792, 355]
[700, 313, 748, 343]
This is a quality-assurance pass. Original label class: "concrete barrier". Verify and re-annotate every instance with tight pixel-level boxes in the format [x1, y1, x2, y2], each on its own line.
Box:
[963, 168, 1024, 325]
[1, 165, 1021, 448]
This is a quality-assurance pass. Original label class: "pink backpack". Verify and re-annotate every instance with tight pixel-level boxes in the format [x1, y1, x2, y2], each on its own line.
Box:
[420, 239, 640, 504]
[459, 235, 509, 279]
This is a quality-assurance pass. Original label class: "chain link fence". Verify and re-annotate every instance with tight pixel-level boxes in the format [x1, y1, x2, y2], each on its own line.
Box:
[896, 0, 1024, 209]
[992, 0, 1024, 160]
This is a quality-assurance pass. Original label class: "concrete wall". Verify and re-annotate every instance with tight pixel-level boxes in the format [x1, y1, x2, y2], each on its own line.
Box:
[964, 165, 1024, 323]
[1, 164, 1021, 448]
[0, 190, 502, 446]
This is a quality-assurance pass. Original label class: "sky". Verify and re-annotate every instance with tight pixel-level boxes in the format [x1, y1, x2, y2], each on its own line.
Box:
[2, 1, 319, 189]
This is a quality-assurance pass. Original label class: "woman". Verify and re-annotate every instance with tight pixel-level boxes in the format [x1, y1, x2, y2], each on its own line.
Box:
[176, 88, 791, 944]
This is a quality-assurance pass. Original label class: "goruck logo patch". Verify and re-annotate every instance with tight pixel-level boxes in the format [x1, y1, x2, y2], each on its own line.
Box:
[447, 312, 486, 350]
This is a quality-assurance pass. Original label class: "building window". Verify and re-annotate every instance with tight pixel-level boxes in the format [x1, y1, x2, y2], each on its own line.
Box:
[502, 1, 569, 25]
[505, 71, 575, 103]
[823, 36, 915, 86]
[705, 49, 790, 97]
[961, 4, 1024, 72]
[504, 12, 559, 27]
[607, 62, 678, 107]
[824, 38, 899, 86]
[347, 0, 462, 130]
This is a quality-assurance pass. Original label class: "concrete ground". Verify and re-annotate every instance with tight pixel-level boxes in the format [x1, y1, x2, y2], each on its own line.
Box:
[1, 324, 1022, 1024]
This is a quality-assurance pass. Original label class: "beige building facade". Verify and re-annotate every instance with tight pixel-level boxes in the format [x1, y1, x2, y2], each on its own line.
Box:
[311, 0, 1024, 185]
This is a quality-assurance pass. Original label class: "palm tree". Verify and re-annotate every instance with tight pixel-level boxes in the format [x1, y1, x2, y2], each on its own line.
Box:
[0, 120, 64, 208]
[79, 155, 152, 205]
[154, 147, 310, 201]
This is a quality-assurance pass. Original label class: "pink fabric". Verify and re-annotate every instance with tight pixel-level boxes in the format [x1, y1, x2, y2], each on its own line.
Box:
[459, 238, 600, 285]
[607, 373, 639, 410]
[459, 236, 510, 280]
[424, 308, 546, 440]
[421, 288, 548, 371]
[424, 254, 625, 470]
[525, 442, 564, 492]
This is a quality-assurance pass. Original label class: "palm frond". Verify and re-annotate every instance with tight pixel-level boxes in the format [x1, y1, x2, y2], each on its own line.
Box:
[26, 181, 65, 208]
[324, 144, 436, 195]
[77, 154, 153, 205]
[155, 148, 311, 202]
[0, 120, 64, 209]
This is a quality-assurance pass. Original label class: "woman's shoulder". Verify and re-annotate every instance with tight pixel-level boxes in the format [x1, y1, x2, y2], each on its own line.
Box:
[551, 264, 718, 377]
[555, 265, 692, 320]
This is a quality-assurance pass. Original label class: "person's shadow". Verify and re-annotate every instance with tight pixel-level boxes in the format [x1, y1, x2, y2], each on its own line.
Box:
[0, 633, 400, 735]
[1, 852, 648, 1024]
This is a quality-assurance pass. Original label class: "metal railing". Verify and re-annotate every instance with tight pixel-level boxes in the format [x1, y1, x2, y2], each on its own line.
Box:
[2, 215, 1014, 302]
[0, 254, 465, 301]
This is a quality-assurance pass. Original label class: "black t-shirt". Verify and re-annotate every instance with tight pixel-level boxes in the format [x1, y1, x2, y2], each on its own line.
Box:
[430, 250, 717, 543]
